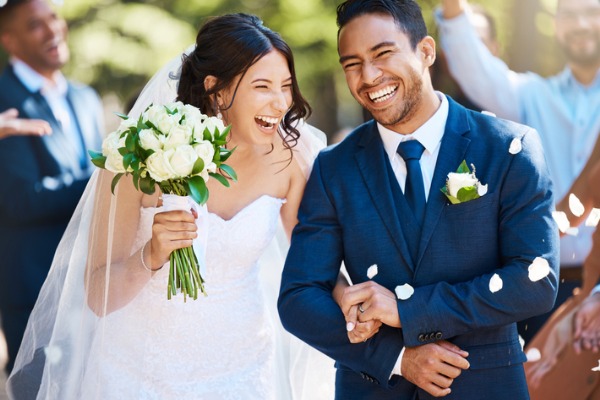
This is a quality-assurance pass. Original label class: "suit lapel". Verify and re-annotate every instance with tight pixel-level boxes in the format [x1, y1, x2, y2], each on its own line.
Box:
[416, 97, 471, 269]
[355, 122, 415, 270]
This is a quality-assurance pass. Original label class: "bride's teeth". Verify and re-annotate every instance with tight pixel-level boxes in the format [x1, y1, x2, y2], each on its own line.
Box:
[256, 116, 278, 124]
[368, 85, 397, 102]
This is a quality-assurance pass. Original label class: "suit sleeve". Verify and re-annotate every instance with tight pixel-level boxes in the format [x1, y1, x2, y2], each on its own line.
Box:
[0, 137, 88, 225]
[397, 128, 559, 347]
[278, 155, 405, 388]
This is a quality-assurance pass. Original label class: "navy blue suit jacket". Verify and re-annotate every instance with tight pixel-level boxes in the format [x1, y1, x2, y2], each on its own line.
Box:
[0, 66, 103, 309]
[279, 97, 559, 399]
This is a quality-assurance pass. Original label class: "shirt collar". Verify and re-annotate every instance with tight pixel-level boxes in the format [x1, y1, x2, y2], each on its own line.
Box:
[560, 66, 600, 90]
[11, 58, 68, 96]
[378, 92, 449, 161]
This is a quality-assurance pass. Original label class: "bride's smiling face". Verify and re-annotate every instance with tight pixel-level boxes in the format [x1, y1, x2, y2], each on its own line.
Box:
[218, 50, 293, 146]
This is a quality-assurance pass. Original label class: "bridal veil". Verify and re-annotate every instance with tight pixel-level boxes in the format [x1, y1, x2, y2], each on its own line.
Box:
[7, 47, 334, 400]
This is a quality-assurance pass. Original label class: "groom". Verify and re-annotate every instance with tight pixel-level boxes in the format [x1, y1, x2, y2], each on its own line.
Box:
[278, 0, 559, 398]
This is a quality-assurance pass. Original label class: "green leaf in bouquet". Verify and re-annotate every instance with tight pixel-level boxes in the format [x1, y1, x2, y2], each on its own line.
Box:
[202, 127, 212, 141]
[187, 176, 209, 205]
[125, 132, 137, 152]
[130, 156, 141, 172]
[456, 160, 471, 174]
[88, 150, 106, 169]
[456, 186, 480, 203]
[217, 125, 231, 141]
[145, 120, 158, 132]
[118, 146, 129, 156]
[111, 173, 124, 194]
[220, 164, 238, 182]
[132, 171, 140, 191]
[139, 176, 156, 195]
[122, 153, 137, 170]
[191, 157, 205, 176]
[114, 112, 129, 120]
[440, 186, 461, 205]
[219, 146, 236, 163]
[209, 172, 230, 187]
[165, 106, 177, 116]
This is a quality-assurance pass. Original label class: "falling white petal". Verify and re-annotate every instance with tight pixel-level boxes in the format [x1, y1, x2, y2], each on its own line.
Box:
[509, 138, 522, 155]
[0, 0, 7, 6]
[395, 284, 415, 300]
[481, 110, 496, 117]
[489, 273, 503, 293]
[586, 208, 600, 228]
[569, 194, 585, 217]
[592, 361, 600, 372]
[528, 257, 551, 282]
[367, 264, 379, 279]
[566, 227, 580, 236]
[518, 335, 525, 351]
[526, 348, 542, 362]
[552, 211, 571, 233]
[44, 345, 63, 365]
[477, 183, 488, 196]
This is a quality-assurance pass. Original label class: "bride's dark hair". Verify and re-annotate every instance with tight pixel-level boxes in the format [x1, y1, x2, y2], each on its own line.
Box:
[178, 13, 311, 153]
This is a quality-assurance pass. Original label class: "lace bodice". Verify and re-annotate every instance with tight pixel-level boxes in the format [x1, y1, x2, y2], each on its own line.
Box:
[81, 195, 285, 400]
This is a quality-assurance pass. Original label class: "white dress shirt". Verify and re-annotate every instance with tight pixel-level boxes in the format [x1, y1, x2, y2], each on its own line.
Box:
[377, 92, 449, 377]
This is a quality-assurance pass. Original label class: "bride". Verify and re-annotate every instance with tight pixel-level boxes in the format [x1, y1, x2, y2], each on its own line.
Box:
[6, 13, 362, 400]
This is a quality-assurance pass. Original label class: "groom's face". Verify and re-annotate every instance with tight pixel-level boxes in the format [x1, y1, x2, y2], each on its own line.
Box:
[338, 13, 433, 131]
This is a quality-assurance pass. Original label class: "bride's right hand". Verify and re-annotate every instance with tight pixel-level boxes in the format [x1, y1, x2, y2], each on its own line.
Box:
[148, 210, 198, 268]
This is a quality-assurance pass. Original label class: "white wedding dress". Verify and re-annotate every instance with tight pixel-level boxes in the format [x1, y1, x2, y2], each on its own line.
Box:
[81, 195, 288, 400]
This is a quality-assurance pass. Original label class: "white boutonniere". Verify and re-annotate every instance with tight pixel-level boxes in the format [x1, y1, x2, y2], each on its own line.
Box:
[441, 160, 488, 204]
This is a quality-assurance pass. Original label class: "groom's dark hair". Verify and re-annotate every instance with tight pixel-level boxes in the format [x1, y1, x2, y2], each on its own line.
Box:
[178, 13, 310, 156]
[336, 0, 428, 50]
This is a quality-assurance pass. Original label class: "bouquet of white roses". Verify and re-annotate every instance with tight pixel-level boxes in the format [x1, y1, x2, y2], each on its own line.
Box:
[89, 101, 236, 301]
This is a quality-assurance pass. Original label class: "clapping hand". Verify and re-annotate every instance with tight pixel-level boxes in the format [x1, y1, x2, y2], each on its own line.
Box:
[0, 108, 51, 139]
[573, 293, 600, 354]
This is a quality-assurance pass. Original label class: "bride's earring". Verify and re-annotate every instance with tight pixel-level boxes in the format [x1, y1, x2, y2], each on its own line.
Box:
[216, 104, 223, 120]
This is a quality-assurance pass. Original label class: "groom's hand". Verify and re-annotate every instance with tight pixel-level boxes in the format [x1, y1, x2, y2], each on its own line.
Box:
[401, 340, 470, 397]
[344, 304, 383, 343]
[340, 281, 401, 328]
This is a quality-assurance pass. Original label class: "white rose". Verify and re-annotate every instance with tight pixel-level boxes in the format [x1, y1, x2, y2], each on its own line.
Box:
[117, 117, 137, 132]
[191, 120, 208, 142]
[102, 131, 126, 173]
[155, 113, 180, 135]
[204, 116, 226, 139]
[168, 145, 198, 178]
[163, 124, 192, 150]
[146, 151, 175, 182]
[139, 129, 162, 151]
[142, 104, 164, 124]
[182, 104, 204, 127]
[193, 141, 215, 166]
[447, 172, 478, 198]
[206, 162, 217, 173]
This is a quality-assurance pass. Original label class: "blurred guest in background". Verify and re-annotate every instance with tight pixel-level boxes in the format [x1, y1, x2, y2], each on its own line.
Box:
[0, 108, 51, 139]
[0, 0, 103, 373]
[437, 0, 600, 344]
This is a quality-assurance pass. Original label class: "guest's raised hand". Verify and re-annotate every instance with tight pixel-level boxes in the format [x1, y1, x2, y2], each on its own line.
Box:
[401, 340, 470, 397]
[573, 293, 600, 354]
[441, 0, 468, 19]
[0, 108, 51, 139]
[148, 209, 198, 269]
[340, 281, 401, 328]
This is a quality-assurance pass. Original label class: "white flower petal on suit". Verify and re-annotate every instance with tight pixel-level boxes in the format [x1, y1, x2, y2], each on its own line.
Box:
[489, 273, 503, 293]
[586, 208, 600, 227]
[552, 211, 571, 233]
[367, 264, 378, 279]
[568, 193, 585, 217]
[509, 138, 522, 154]
[395, 284, 414, 300]
[591, 361, 600, 372]
[528, 257, 551, 282]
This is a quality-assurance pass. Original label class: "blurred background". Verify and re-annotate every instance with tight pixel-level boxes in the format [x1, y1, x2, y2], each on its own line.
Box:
[0, 0, 566, 397]
[0, 0, 566, 140]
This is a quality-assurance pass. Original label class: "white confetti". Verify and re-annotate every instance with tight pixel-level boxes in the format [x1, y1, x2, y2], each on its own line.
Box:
[44, 345, 63, 365]
[518, 335, 525, 351]
[509, 138, 522, 155]
[481, 110, 496, 117]
[395, 284, 415, 300]
[367, 264, 378, 279]
[526, 348, 542, 362]
[477, 183, 488, 196]
[566, 227, 579, 237]
[552, 211, 571, 233]
[489, 273, 503, 293]
[0, 0, 7, 7]
[592, 360, 600, 372]
[586, 208, 600, 228]
[528, 257, 551, 282]
[569, 193, 585, 217]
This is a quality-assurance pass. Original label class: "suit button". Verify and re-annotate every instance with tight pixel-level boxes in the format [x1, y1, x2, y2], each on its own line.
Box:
[418, 334, 425, 342]
[427, 332, 435, 341]
[436, 332, 443, 340]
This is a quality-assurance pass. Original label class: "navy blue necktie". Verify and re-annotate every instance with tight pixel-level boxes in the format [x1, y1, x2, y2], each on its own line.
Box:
[397, 140, 426, 225]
